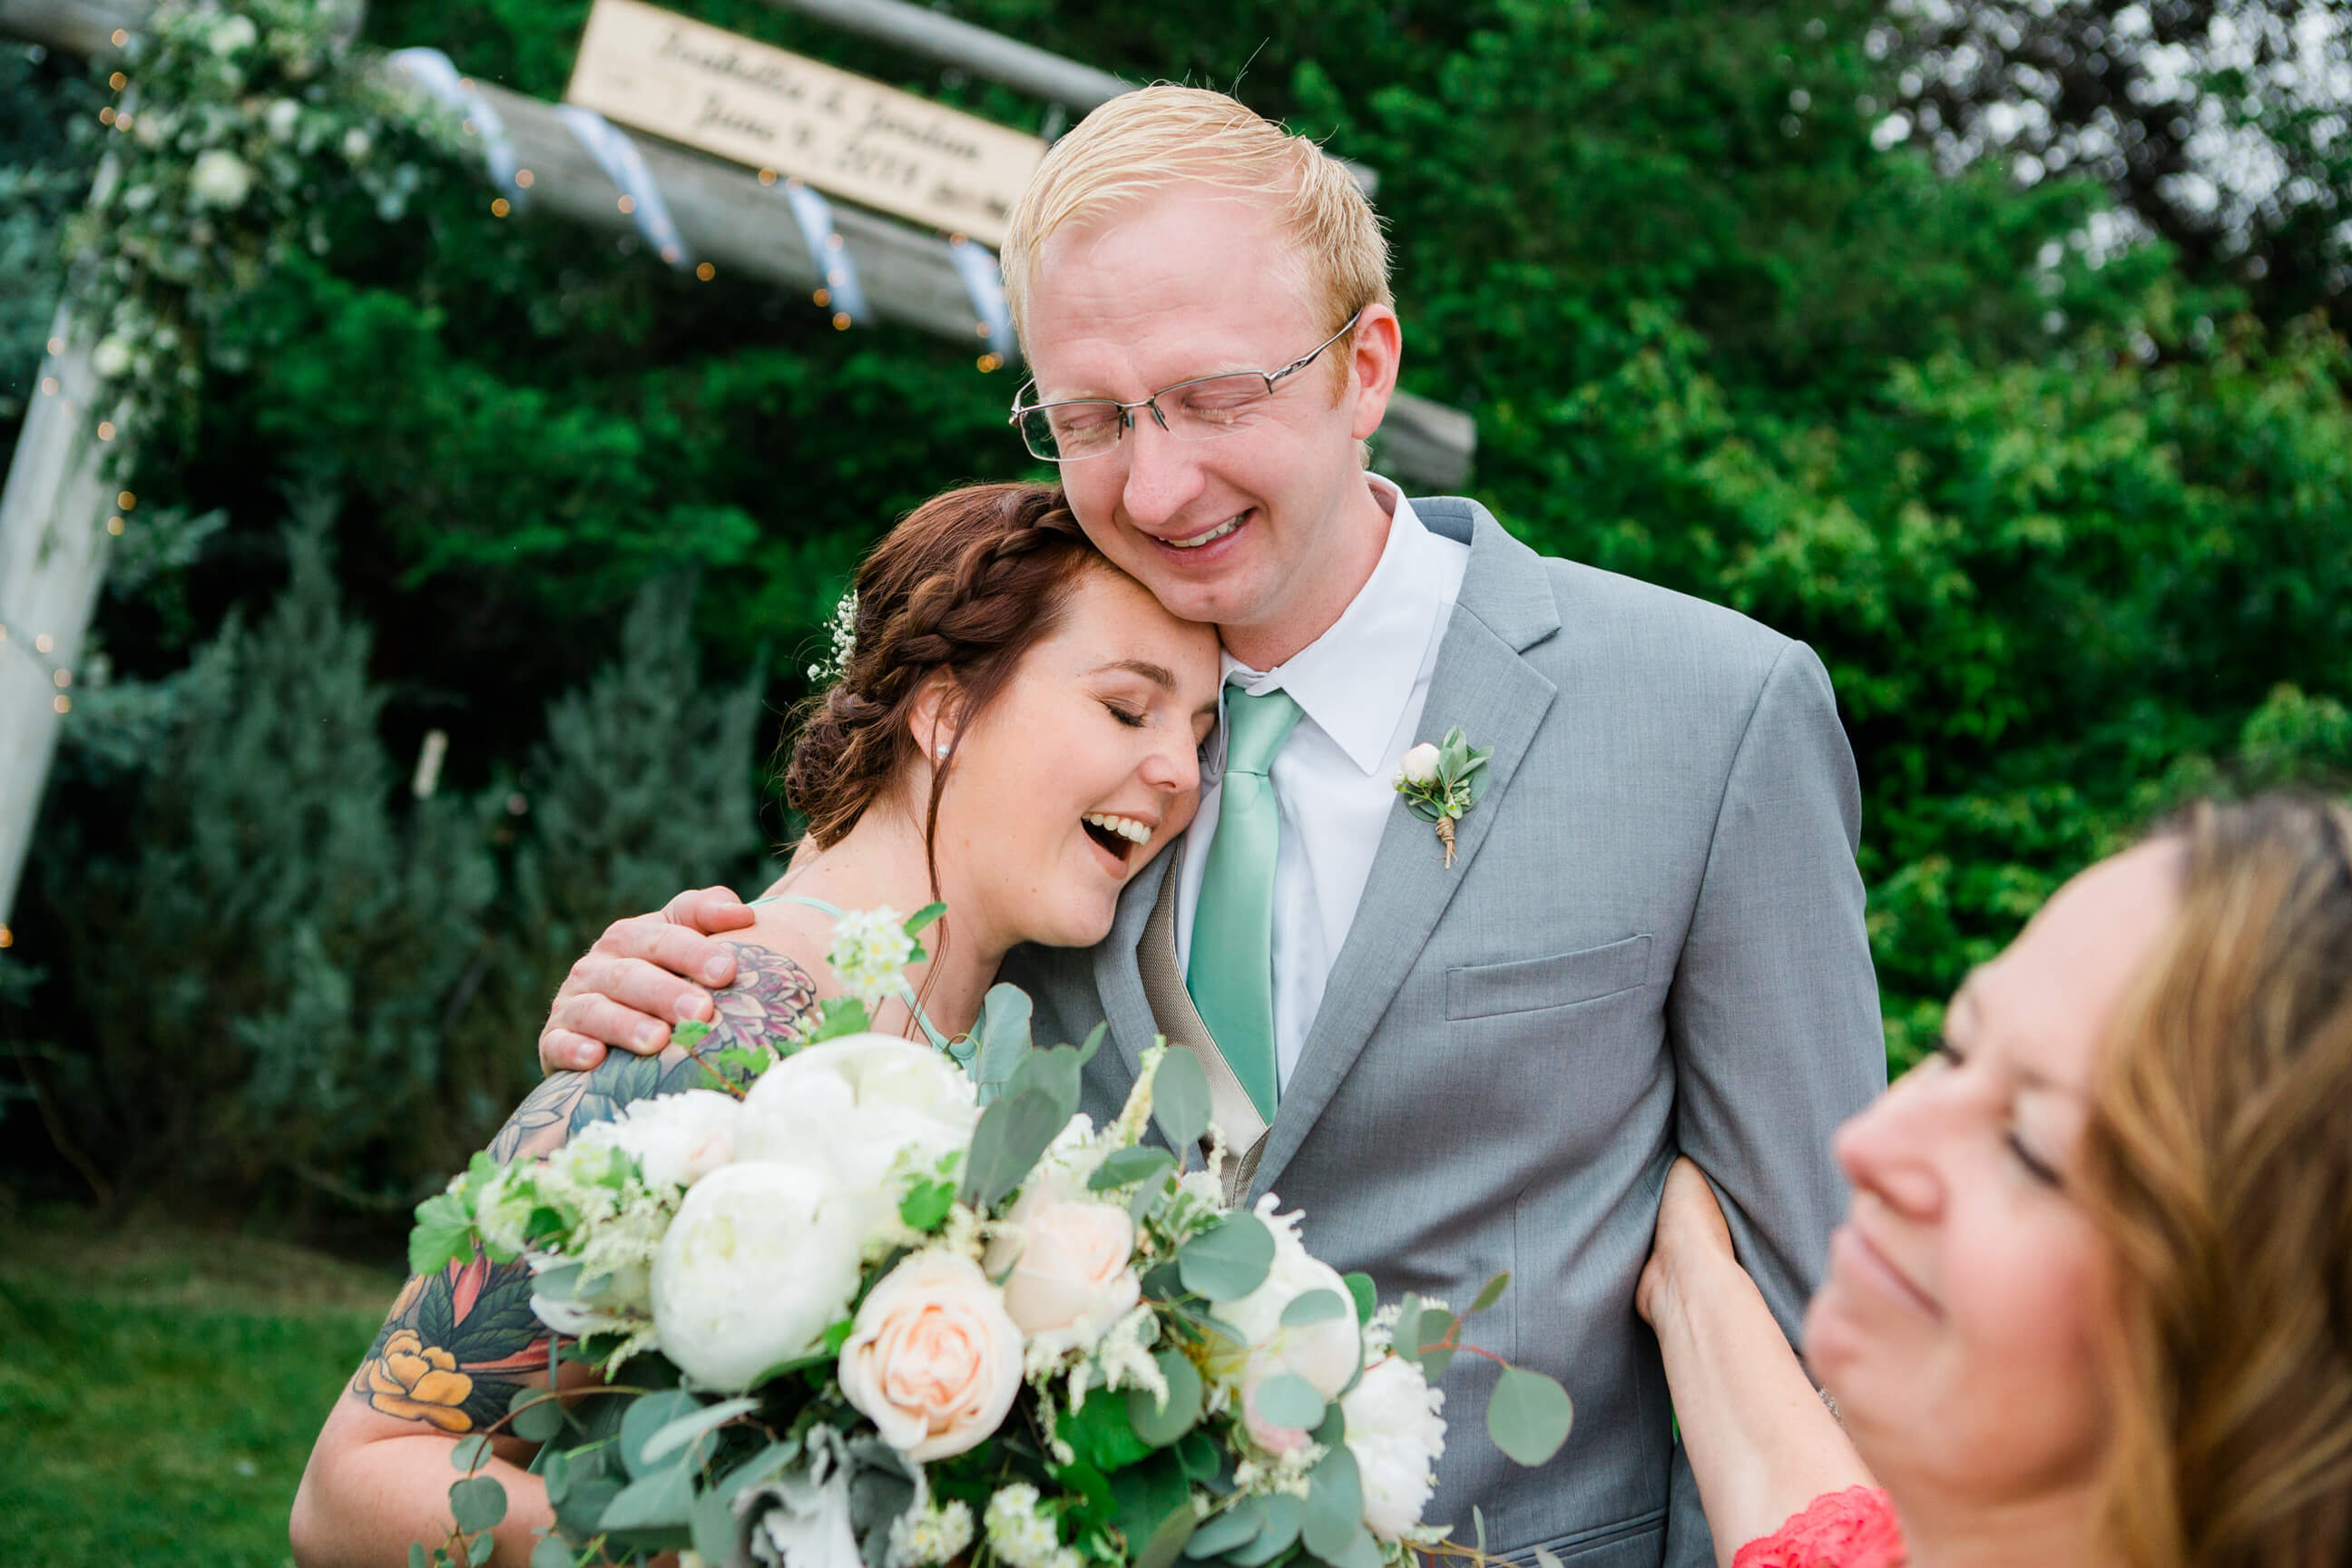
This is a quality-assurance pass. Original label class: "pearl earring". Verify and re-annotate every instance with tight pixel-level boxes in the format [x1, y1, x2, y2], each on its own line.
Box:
[936, 742, 952, 760]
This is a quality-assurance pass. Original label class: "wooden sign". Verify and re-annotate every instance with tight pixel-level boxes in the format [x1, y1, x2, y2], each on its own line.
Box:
[564, 0, 1045, 247]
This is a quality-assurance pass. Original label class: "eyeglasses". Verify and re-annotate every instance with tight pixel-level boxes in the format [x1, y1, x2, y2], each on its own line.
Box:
[1009, 311, 1364, 464]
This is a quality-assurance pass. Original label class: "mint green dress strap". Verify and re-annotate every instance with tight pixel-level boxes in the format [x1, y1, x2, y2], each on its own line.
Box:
[748, 894, 969, 1066]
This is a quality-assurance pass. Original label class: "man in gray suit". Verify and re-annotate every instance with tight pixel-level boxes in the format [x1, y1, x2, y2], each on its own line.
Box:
[542, 87, 1884, 1568]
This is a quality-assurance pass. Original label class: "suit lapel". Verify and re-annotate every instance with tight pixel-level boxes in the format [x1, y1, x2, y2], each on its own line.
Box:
[1249, 508, 1563, 1199]
[1133, 847, 1270, 1200]
[1092, 844, 1177, 1103]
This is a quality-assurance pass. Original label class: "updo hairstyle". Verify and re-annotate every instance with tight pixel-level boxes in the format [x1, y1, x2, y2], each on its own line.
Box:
[2081, 792, 2352, 1568]
[785, 482, 1105, 859]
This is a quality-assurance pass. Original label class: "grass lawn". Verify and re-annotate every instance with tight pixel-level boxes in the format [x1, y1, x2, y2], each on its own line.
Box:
[0, 1207, 405, 1567]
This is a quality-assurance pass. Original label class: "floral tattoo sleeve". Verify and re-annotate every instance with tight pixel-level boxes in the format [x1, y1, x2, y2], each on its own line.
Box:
[348, 941, 822, 1434]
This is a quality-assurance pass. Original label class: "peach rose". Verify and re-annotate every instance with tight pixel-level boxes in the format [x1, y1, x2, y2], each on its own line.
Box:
[838, 1250, 1022, 1461]
[984, 1188, 1140, 1353]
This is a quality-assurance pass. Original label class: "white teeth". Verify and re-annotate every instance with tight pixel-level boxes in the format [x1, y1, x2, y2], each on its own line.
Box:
[1083, 812, 1153, 848]
[1164, 513, 1245, 550]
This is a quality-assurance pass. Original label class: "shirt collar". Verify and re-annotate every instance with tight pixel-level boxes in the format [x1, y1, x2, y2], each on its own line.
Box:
[1222, 475, 1452, 777]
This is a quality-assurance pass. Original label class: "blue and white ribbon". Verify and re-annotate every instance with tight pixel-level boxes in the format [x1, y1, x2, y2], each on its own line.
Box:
[946, 236, 1015, 361]
[387, 48, 526, 208]
[778, 180, 869, 326]
[557, 105, 693, 270]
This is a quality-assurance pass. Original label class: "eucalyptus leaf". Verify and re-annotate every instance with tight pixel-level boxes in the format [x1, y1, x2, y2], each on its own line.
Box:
[1185, 1496, 1267, 1558]
[449, 1434, 493, 1472]
[1279, 1288, 1348, 1327]
[1134, 1500, 1199, 1568]
[641, 1396, 759, 1465]
[1470, 1271, 1511, 1315]
[1299, 1446, 1364, 1562]
[973, 984, 1034, 1102]
[619, 1389, 704, 1478]
[1075, 1019, 1108, 1064]
[1474, 1504, 1488, 1556]
[600, 1455, 697, 1531]
[530, 1537, 573, 1568]
[1250, 1371, 1325, 1431]
[1393, 1293, 1424, 1369]
[408, 1543, 429, 1568]
[509, 1385, 565, 1444]
[1332, 1526, 1382, 1568]
[1090, 1144, 1177, 1191]
[961, 1086, 1067, 1209]
[1487, 1367, 1574, 1466]
[808, 996, 871, 1043]
[1226, 1494, 1302, 1566]
[1128, 1348, 1205, 1446]
[1152, 1045, 1210, 1149]
[692, 1485, 744, 1563]
[1534, 1549, 1566, 1568]
[448, 1475, 508, 1534]
[1175, 1212, 1275, 1300]
[468, 1532, 496, 1567]
[903, 902, 946, 937]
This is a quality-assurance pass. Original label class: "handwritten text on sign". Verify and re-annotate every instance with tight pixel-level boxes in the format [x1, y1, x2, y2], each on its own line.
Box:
[564, 0, 1046, 247]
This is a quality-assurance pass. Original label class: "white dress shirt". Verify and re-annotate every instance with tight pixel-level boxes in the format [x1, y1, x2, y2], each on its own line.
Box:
[1174, 475, 1470, 1093]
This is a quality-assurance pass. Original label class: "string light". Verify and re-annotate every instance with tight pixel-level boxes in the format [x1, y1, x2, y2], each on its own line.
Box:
[53, 670, 70, 690]
[833, 312, 850, 330]
[110, 26, 127, 44]
[758, 168, 778, 185]
[109, 71, 126, 90]
[490, 197, 510, 217]
[975, 322, 992, 338]
[45, 337, 62, 357]
[812, 288, 830, 308]
[52, 696, 69, 715]
[118, 492, 135, 509]
[96, 420, 115, 441]
[106, 515, 124, 535]
[514, 169, 534, 188]
[977, 353, 1004, 373]
[39, 377, 56, 397]
[695, 261, 715, 280]
[616, 194, 635, 214]
[34, 634, 53, 654]
[0, 925, 12, 949]
[99, 106, 115, 125]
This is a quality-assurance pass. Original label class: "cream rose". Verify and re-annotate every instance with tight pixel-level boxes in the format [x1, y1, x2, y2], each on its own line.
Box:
[983, 1184, 1139, 1352]
[838, 1250, 1022, 1461]
[1220, 1196, 1362, 1399]
[1397, 742, 1444, 787]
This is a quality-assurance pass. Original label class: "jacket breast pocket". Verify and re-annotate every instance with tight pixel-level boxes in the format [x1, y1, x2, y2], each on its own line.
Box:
[1445, 935, 1652, 1021]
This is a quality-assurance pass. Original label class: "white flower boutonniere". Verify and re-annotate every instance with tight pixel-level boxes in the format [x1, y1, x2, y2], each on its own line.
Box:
[1393, 727, 1494, 867]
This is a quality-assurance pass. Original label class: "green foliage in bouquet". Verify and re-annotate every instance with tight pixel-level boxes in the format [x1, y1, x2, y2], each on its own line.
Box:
[406, 927, 1574, 1568]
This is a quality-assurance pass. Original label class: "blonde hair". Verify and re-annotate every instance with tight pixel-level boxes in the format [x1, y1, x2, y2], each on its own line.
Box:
[1000, 84, 1392, 368]
[2079, 793, 2352, 1568]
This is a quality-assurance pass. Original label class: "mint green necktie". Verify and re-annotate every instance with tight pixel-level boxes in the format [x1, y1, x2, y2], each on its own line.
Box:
[1187, 683, 1303, 1123]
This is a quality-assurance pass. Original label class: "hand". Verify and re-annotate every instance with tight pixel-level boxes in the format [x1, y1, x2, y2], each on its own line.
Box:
[537, 887, 758, 1073]
[1636, 1155, 1736, 1330]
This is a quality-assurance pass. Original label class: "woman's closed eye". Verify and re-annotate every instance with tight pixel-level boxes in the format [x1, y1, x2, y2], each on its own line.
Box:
[2006, 1129, 2063, 1189]
[1102, 700, 1147, 729]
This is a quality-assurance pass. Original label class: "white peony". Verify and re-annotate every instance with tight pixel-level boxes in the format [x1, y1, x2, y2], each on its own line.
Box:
[90, 338, 132, 379]
[838, 1250, 1023, 1461]
[606, 1089, 740, 1190]
[264, 98, 299, 142]
[1342, 1356, 1448, 1540]
[1397, 741, 1444, 787]
[736, 1034, 978, 1244]
[982, 1181, 1138, 1354]
[189, 150, 253, 209]
[652, 1160, 865, 1390]
[1220, 1195, 1362, 1399]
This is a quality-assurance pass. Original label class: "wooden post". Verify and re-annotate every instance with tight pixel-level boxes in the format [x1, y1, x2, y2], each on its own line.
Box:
[0, 309, 117, 924]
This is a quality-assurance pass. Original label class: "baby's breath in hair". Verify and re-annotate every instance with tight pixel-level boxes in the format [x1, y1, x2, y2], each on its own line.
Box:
[807, 589, 858, 684]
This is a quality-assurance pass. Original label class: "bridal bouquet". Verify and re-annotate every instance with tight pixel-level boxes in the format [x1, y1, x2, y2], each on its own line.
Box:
[407, 925, 1571, 1568]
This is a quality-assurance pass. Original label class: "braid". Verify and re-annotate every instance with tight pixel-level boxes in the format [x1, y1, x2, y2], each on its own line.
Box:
[782, 484, 1102, 850]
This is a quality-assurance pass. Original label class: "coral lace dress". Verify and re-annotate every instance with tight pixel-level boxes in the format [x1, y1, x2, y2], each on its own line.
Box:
[1732, 1487, 1906, 1568]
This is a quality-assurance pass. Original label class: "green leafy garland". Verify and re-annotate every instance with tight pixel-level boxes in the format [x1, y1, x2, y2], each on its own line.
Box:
[67, 0, 450, 455]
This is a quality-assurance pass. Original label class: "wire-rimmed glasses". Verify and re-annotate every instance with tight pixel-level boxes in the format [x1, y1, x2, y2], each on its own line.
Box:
[1009, 311, 1364, 464]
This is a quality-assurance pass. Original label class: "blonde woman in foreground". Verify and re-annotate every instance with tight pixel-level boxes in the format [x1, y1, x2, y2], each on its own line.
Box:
[1641, 790, 2352, 1568]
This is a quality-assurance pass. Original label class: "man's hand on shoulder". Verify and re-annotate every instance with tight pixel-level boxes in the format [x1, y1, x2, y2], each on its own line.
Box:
[537, 885, 757, 1073]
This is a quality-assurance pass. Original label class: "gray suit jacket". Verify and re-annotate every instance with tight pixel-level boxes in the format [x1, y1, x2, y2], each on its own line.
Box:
[1000, 498, 1886, 1567]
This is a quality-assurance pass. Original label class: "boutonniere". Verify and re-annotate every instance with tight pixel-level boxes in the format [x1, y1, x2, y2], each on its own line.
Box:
[1393, 727, 1494, 867]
